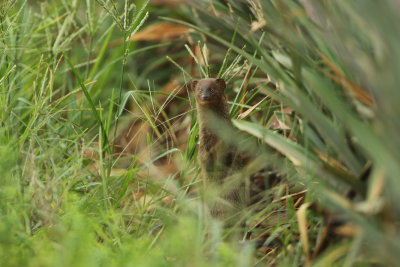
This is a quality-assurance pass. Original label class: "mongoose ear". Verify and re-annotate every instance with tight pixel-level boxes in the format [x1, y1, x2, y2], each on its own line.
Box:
[191, 80, 199, 91]
[216, 78, 226, 90]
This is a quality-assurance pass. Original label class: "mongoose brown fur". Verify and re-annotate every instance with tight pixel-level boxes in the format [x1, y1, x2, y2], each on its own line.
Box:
[191, 78, 246, 218]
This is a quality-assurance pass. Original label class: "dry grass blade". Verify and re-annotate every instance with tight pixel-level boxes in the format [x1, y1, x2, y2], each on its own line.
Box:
[318, 51, 373, 107]
[314, 149, 351, 175]
[297, 202, 312, 264]
[110, 22, 191, 46]
[131, 22, 190, 41]
[368, 169, 385, 202]
[237, 96, 268, 120]
[272, 190, 308, 204]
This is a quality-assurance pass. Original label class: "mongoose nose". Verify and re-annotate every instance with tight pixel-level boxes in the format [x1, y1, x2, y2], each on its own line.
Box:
[200, 90, 212, 101]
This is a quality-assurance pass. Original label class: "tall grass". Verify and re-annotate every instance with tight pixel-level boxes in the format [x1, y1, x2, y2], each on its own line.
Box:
[1, 0, 400, 266]
[0, 0, 259, 266]
[173, 0, 400, 265]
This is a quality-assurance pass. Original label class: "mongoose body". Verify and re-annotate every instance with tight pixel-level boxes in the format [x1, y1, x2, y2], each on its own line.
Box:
[192, 78, 245, 217]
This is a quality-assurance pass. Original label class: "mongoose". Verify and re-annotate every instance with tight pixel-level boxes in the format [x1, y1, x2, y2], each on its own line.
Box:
[191, 78, 246, 218]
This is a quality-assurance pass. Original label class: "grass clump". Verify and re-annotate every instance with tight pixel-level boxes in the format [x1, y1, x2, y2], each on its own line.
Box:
[1, 0, 400, 266]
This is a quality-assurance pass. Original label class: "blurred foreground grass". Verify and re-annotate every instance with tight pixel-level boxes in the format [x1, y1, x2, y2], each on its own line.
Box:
[1, 0, 400, 266]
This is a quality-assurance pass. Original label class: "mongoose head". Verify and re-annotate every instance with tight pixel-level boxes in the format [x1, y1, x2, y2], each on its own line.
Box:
[191, 78, 226, 105]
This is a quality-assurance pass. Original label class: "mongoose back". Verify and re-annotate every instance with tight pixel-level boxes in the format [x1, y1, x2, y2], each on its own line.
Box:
[191, 78, 246, 218]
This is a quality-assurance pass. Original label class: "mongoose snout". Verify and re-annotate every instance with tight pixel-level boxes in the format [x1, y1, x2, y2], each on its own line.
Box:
[199, 90, 212, 101]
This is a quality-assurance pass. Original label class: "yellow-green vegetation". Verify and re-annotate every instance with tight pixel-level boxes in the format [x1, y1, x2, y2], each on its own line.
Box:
[1, 0, 400, 266]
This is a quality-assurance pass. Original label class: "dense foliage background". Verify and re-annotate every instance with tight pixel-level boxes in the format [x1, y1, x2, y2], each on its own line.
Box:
[1, 0, 400, 266]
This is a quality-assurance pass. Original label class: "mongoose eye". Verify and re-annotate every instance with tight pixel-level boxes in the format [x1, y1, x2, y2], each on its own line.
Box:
[203, 87, 214, 94]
